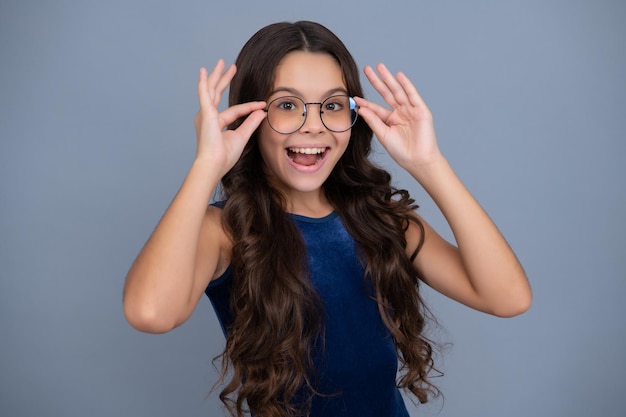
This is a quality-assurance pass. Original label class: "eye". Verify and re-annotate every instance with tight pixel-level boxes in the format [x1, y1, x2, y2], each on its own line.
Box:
[272, 97, 302, 112]
[278, 101, 295, 111]
[323, 97, 347, 112]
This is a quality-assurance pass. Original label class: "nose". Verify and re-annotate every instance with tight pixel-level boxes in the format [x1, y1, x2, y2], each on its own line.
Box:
[299, 103, 325, 134]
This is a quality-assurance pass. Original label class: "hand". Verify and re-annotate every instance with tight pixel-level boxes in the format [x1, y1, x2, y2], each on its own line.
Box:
[194, 59, 266, 177]
[355, 64, 442, 172]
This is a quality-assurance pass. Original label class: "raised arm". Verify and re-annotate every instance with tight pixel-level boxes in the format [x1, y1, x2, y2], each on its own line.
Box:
[123, 60, 266, 333]
[355, 64, 531, 317]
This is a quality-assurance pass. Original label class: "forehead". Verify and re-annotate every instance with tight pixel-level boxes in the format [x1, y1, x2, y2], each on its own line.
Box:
[271, 51, 345, 98]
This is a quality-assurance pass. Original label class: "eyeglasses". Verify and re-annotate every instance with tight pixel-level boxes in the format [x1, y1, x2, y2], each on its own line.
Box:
[264, 95, 359, 134]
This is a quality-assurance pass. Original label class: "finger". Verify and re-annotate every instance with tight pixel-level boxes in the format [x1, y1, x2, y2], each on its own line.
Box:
[352, 100, 390, 142]
[205, 59, 226, 92]
[364, 65, 398, 107]
[205, 59, 233, 108]
[396, 71, 428, 109]
[198, 61, 225, 106]
[213, 64, 237, 108]
[354, 97, 393, 124]
[233, 109, 267, 140]
[214, 64, 236, 93]
[375, 63, 410, 106]
[198, 67, 210, 109]
[199, 60, 236, 115]
[219, 101, 267, 127]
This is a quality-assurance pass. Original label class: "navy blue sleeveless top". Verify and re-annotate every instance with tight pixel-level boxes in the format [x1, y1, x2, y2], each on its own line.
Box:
[205, 211, 409, 416]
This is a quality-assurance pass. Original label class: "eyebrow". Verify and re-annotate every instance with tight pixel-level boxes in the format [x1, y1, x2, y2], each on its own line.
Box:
[268, 86, 349, 99]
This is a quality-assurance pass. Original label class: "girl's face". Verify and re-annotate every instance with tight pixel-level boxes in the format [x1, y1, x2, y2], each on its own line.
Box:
[258, 51, 352, 205]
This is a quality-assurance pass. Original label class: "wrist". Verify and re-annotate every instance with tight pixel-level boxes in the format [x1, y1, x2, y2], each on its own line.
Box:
[186, 156, 224, 193]
[407, 152, 450, 184]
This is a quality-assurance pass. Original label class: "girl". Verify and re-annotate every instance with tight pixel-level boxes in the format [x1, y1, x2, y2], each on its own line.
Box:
[123, 21, 531, 417]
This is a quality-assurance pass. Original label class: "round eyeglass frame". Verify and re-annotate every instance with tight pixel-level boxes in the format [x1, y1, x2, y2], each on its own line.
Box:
[264, 95, 359, 134]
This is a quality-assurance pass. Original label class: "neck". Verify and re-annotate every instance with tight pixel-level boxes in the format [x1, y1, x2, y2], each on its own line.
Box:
[284, 189, 334, 218]
[261, 164, 334, 218]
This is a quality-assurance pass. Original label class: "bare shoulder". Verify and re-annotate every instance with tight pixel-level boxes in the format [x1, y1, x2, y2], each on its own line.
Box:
[200, 204, 233, 282]
[404, 212, 487, 310]
[404, 212, 427, 257]
[205, 203, 226, 225]
[404, 212, 458, 283]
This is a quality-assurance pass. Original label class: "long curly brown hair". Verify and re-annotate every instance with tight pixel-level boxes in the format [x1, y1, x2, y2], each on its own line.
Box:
[215, 21, 440, 417]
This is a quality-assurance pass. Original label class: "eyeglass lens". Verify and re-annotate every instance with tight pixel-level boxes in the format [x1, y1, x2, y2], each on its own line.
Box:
[266, 95, 358, 134]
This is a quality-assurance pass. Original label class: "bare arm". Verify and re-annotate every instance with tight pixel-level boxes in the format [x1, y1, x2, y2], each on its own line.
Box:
[123, 161, 224, 333]
[356, 64, 531, 317]
[405, 161, 530, 317]
[123, 61, 266, 333]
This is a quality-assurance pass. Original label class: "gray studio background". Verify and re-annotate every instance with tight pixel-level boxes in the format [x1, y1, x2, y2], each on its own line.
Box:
[1, 1, 624, 416]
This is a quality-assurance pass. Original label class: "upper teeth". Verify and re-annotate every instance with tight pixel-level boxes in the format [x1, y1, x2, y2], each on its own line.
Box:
[288, 147, 326, 154]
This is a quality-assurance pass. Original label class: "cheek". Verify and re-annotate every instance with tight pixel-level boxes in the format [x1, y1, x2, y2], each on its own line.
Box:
[334, 133, 353, 164]
[338, 132, 351, 152]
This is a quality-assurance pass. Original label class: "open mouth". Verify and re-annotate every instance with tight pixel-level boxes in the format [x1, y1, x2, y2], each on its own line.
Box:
[286, 147, 329, 166]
